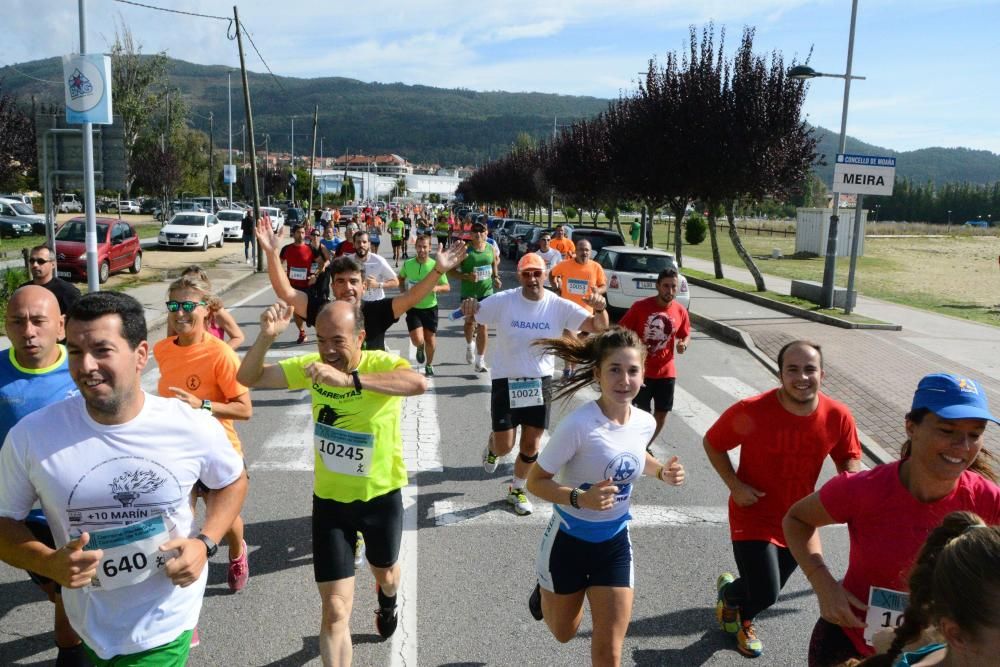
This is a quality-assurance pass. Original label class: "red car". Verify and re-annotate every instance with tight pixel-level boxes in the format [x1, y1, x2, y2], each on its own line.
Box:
[55, 217, 142, 283]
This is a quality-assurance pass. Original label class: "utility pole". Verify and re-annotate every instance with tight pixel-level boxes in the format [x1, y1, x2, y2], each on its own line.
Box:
[227, 71, 233, 206]
[308, 105, 318, 216]
[234, 6, 262, 271]
[319, 137, 324, 208]
[549, 115, 556, 226]
[290, 117, 295, 204]
[208, 112, 215, 210]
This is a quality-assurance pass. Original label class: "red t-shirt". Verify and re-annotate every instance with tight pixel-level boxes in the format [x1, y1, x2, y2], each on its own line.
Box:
[619, 297, 690, 378]
[280, 242, 315, 289]
[706, 389, 861, 545]
[819, 461, 1000, 657]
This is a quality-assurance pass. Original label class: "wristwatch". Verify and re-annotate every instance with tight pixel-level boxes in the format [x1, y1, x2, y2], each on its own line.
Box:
[351, 370, 362, 392]
[200, 399, 212, 413]
[195, 533, 218, 558]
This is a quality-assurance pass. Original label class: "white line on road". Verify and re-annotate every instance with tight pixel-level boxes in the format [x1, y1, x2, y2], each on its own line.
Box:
[430, 500, 728, 527]
[703, 375, 764, 400]
[672, 385, 741, 467]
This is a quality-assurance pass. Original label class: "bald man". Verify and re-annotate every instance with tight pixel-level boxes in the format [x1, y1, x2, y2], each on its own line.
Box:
[0, 286, 84, 665]
[238, 300, 427, 665]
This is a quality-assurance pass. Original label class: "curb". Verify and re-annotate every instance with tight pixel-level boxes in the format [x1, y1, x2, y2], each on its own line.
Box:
[689, 311, 894, 466]
[687, 276, 902, 331]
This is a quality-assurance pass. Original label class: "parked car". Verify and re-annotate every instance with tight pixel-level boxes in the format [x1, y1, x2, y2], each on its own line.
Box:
[500, 222, 536, 259]
[55, 217, 142, 283]
[260, 206, 284, 232]
[595, 245, 690, 318]
[58, 194, 83, 213]
[493, 218, 526, 246]
[217, 209, 246, 240]
[140, 198, 162, 215]
[285, 207, 306, 226]
[108, 199, 141, 214]
[158, 212, 225, 250]
[339, 206, 358, 224]
[963, 219, 989, 228]
[517, 226, 559, 257]
[569, 227, 625, 254]
[0, 198, 45, 235]
[0, 193, 33, 207]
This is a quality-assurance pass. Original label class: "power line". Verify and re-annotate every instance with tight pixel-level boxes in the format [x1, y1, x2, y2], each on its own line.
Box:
[0, 62, 60, 85]
[113, 0, 230, 22]
[238, 21, 286, 94]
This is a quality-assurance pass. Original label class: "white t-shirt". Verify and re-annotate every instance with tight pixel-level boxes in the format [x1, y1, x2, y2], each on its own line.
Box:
[355, 252, 397, 301]
[536, 248, 563, 273]
[0, 393, 243, 659]
[537, 401, 655, 540]
[474, 288, 589, 379]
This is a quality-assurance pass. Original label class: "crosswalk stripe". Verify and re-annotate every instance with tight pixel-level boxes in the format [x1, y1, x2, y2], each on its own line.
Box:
[431, 500, 728, 527]
[703, 375, 763, 400]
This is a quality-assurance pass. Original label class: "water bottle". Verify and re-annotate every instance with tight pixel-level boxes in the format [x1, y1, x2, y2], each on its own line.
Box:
[449, 307, 465, 320]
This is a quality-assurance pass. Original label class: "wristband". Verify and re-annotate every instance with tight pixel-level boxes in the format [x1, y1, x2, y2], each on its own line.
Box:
[655, 465, 665, 481]
[351, 370, 362, 393]
[569, 487, 582, 509]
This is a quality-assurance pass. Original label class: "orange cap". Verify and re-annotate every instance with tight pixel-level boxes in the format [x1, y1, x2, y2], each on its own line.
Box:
[517, 253, 546, 273]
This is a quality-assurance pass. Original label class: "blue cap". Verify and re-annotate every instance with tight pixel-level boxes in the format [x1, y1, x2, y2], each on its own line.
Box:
[911, 374, 999, 424]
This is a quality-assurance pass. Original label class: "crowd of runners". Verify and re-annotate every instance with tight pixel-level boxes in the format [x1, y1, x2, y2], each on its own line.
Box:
[0, 201, 997, 667]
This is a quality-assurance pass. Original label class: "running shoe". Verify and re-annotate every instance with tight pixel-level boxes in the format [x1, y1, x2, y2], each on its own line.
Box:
[424, 364, 434, 377]
[528, 582, 543, 621]
[354, 533, 366, 568]
[475, 359, 489, 373]
[374, 585, 399, 639]
[416, 344, 425, 365]
[227, 540, 249, 592]
[507, 486, 533, 515]
[466, 345, 475, 364]
[715, 572, 740, 634]
[736, 620, 763, 658]
[296, 329, 307, 344]
[190, 627, 200, 648]
[483, 443, 499, 474]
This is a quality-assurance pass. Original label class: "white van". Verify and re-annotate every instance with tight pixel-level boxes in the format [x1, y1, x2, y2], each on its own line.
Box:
[58, 194, 83, 213]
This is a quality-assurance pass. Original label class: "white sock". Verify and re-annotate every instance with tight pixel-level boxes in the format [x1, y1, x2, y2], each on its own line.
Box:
[467, 342, 474, 350]
[476, 354, 485, 365]
[512, 476, 527, 490]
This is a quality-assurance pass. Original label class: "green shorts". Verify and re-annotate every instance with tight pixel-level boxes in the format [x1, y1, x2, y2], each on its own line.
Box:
[83, 630, 192, 667]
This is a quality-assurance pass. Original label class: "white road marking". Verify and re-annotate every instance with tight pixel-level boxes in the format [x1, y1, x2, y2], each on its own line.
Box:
[249, 393, 313, 471]
[430, 500, 728, 527]
[672, 385, 740, 467]
[703, 375, 763, 400]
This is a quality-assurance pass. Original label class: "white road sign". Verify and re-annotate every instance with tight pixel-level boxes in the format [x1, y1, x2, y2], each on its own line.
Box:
[833, 153, 896, 196]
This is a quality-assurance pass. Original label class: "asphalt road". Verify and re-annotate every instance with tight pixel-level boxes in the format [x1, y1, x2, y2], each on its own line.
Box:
[0, 248, 876, 666]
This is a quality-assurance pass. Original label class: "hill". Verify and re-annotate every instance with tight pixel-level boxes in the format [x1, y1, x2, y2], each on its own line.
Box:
[4, 56, 1000, 185]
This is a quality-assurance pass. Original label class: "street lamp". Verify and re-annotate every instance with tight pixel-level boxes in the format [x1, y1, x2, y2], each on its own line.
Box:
[947, 209, 952, 225]
[788, 0, 867, 309]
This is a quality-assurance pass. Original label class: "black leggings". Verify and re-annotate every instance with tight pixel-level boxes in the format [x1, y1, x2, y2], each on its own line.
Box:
[722, 540, 799, 622]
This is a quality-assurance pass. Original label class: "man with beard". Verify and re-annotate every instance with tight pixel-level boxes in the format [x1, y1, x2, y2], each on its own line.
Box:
[237, 299, 427, 664]
[619, 268, 691, 450]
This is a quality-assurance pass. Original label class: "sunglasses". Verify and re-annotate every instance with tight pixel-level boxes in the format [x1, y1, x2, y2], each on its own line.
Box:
[520, 270, 544, 278]
[28, 258, 51, 265]
[165, 300, 206, 313]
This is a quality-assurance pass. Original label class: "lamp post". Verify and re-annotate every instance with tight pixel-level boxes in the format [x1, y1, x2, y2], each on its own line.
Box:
[947, 209, 952, 226]
[788, 0, 866, 309]
[227, 71, 233, 206]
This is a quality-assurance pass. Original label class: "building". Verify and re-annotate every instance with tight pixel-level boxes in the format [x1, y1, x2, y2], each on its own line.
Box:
[331, 154, 413, 178]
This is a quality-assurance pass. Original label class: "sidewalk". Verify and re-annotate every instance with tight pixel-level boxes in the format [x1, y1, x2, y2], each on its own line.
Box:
[683, 256, 1000, 459]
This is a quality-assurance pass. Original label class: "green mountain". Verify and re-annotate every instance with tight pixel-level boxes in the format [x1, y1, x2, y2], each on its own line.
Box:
[4, 56, 999, 185]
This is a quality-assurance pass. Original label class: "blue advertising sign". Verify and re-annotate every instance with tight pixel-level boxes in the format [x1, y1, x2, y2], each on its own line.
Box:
[62, 54, 113, 125]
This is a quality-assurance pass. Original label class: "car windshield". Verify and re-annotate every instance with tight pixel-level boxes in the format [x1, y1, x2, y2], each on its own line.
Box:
[616, 253, 677, 273]
[217, 212, 243, 221]
[57, 221, 109, 242]
[170, 215, 207, 227]
[11, 202, 34, 215]
[576, 233, 624, 252]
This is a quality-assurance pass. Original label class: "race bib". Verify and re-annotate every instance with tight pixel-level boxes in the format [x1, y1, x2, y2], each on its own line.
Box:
[509, 377, 544, 409]
[289, 267, 307, 281]
[310, 262, 319, 274]
[864, 586, 909, 646]
[315, 422, 374, 477]
[84, 515, 171, 591]
[566, 278, 589, 296]
[474, 264, 492, 282]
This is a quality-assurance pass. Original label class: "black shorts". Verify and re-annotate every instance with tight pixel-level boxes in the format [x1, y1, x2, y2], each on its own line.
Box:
[633, 376, 676, 414]
[312, 489, 403, 583]
[491, 376, 552, 432]
[391, 239, 403, 248]
[25, 520, 57, 589]
[405, 306, 439, 333]
[535, 515, 633, 594]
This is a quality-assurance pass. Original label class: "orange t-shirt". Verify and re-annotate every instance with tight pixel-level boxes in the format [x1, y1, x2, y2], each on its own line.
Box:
[550, 258, 606, 312]
[705, 389, 861, 546]
[153, 333, 249, 454]
[548, 237, 576, 260]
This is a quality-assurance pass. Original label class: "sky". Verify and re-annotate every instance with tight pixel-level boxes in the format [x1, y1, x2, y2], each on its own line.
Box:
[4, 0, 1000, 153]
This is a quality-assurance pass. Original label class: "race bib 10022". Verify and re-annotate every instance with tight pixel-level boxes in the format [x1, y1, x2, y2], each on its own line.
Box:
[864, 586, 909, 646]
[84, 514, 171, 591]
[509, 377, 544, 409]
[315, 422, 374, 477]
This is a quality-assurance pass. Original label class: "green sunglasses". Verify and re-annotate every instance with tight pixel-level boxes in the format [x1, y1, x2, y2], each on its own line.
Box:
[165, 300, 206, 313]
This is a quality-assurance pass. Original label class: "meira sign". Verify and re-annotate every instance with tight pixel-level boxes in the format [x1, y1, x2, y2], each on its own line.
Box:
[832, 153, 896, 196]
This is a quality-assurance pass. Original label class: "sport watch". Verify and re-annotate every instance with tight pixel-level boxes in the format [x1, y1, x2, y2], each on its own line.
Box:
[200, 399, 212, 413]
[195, 533, 218, 558]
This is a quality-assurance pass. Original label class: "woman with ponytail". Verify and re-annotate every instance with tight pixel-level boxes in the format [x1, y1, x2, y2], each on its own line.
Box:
[783, 374, 1000, 666]
[524, 327, 686, 667]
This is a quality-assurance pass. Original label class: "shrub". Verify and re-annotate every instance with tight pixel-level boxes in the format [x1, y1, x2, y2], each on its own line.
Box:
[562, 206, 578, 222]
[0, 267, 29, 334]
[685, 213, 708, 245]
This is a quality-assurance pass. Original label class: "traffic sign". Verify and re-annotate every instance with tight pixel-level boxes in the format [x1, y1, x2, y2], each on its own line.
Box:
[833, 153, 896, 196]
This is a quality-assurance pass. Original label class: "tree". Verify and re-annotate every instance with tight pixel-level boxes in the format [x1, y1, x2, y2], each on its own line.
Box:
[0, 83, 35, 191]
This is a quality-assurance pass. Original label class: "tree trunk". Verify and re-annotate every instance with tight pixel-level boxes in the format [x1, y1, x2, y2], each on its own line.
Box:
[669, 199, 686, 268]
[726, 200, 766, 291]
[707, 205, 724, 278]
[613, 211, 626, 238]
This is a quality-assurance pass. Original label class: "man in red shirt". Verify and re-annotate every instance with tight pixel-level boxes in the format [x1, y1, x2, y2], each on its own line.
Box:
[619, 268, 690, 449]
[279, 225, 315, 343]
[702, 340, 862, 658]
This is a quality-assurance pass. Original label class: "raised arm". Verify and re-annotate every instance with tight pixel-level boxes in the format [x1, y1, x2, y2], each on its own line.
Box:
[256, 218, 309, 319]
[237, 301, 295, 389]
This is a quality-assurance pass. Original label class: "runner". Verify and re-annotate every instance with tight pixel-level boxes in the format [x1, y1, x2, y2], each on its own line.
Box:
[0, 291, 247, 665]
[783, 372, 1000, 667]
[435, 214, 451, 250]
[550, 239, 607, 379]
[0, 286, 85, 665]
[22, 244, 81, 316]
[704, 340, 862, 658]
[450, 221, 500, 373]
[320, 224, 342, 256]
[397, 235, 450, 377]
[387, 211, 405, 266]
[350, 230, 398, 303]
[308, 228, 333, 302]
[548, 224, 576, 260]
[237, 299, 426, 665]
[367, 213, 383, 255]
[619, 268, 691, 451]
[242, 210, 255, 264]
[256, 218, 466, 352]
[462, 253, 610, 515]
[154, 275, 253, 595]
[525, 327, 685, 666]
[852, 511, 999, 667]
[536, 232, 563, 275]
[280, 224, 316, 344]
[166, 265, 245, 350]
